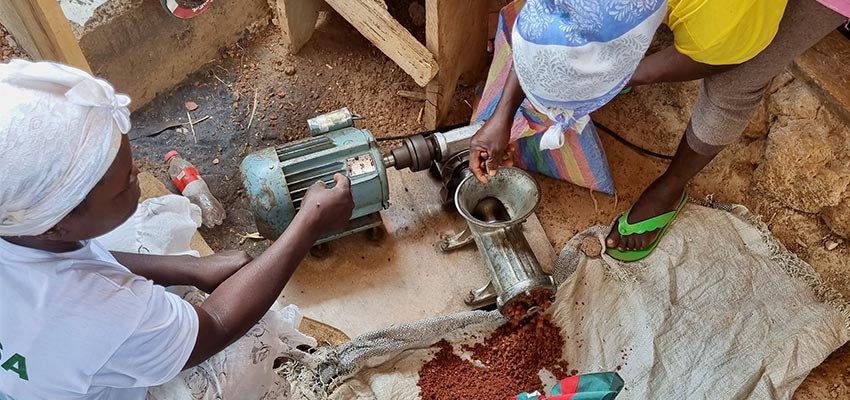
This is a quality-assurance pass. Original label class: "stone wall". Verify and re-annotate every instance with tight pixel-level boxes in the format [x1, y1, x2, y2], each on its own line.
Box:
[749, 72, 850, 239]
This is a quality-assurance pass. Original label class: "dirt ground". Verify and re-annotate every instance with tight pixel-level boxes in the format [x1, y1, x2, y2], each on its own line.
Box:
[0, 24, 29, 61]
[2, 4, 850, 396]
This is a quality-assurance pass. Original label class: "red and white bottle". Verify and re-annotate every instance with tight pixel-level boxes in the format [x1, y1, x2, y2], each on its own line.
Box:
[165, 150, 225, 228]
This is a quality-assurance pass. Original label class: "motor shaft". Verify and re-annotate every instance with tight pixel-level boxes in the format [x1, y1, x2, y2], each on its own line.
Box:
[384, 122, 484, 172]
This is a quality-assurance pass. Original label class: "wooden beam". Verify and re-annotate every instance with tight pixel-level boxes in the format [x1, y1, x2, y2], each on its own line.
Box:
[325, 0, 439, 87]
[275, 0, 322, 54]
[424, 0, 489, 129]
[323, 0, 386, 12]
[0, 0, 90, 72]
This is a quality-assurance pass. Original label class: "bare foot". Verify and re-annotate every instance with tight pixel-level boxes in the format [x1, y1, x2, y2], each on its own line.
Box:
[606, 176, 686, 252]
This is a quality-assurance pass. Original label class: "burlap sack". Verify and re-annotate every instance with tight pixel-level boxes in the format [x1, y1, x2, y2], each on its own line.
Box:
[288, 203, 849, 400]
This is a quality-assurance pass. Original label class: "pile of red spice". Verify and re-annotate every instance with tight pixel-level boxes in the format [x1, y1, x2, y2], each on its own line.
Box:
[417, 314, 573, 399]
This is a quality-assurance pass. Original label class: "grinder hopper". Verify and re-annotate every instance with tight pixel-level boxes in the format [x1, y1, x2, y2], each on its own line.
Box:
[452, 167, 556, 315]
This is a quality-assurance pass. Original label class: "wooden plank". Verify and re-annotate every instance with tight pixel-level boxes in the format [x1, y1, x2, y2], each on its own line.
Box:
[0, 0, 90, 71]
[325, 0, 439, 86]
[275, 0, 322, 54]
[424, 0, 489, 128]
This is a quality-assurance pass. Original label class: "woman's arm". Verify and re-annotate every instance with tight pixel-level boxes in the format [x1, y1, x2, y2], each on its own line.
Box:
[629, 46, 737, 86]
[111, 251, 251, 293]
[184, 174, 353, 369]
[469, 68, 525, 183]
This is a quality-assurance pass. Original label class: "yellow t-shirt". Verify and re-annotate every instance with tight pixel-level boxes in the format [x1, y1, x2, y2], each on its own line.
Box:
[665, 0, 789, 65]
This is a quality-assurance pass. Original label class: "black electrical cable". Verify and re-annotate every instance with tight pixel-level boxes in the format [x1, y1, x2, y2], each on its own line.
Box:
[375, 120, 674, 160]
[375, 122, 470, 142]
[593, 121, 674, 160]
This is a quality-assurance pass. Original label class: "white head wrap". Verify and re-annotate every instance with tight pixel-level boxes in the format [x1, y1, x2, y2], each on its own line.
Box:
[0, 59, 131, 236]
[512, 0, 667, 150]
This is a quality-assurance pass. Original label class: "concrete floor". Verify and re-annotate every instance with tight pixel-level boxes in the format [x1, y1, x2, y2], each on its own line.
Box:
[279, 168, 556, 337]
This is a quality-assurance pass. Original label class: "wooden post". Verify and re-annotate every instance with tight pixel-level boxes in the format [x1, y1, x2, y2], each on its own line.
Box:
[275, 0, 323, 54]
[0, 0, 90, 72]
[424, 0, 489, 129]
[325, 0, 439, 87]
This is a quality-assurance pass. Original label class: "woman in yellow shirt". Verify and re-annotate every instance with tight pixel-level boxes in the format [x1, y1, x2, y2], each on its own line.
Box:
[606, 0, 846, 259]
[470, 0, 848, 261]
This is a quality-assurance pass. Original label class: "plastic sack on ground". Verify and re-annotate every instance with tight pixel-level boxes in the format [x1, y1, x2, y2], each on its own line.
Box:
[287, 203, 849, 400]
[146, 305, 311, 400]
[97, 194, 202, 256]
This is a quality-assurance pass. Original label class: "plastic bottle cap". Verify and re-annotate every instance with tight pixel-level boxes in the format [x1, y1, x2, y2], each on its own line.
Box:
[165, 150, 181, 162]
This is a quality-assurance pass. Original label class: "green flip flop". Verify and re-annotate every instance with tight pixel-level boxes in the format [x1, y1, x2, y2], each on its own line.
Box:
[606, 192, 689, 262]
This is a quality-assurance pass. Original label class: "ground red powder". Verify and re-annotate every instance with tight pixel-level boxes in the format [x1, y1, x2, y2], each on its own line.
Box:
[503, 289, 554, 324]
[417, 314, 573, 399]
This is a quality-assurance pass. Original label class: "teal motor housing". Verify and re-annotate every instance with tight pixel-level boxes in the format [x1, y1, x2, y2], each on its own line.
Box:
[240, 126, 389, 242]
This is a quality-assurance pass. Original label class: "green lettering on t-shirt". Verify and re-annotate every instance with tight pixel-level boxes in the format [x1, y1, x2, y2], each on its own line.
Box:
[1, 355, 28, 381]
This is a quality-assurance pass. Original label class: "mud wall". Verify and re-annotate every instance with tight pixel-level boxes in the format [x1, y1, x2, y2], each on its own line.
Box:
[78, 0, 271, 110]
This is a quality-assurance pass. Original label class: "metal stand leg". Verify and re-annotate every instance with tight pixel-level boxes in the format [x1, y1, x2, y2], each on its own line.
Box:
[439, 228, 474, 252]
[310, 243, 330, 258]
[465, 281, 497, 307]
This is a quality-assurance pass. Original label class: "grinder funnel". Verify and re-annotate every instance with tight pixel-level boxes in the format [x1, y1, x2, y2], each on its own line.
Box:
[454, 167, 556, 315]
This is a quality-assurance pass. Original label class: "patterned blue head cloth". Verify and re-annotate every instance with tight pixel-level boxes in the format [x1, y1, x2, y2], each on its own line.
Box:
[512, 0, 667, 149]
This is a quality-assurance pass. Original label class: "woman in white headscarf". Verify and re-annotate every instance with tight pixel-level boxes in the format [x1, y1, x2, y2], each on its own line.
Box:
[0, 60, 353, 400]
[470, 0, 848, 262]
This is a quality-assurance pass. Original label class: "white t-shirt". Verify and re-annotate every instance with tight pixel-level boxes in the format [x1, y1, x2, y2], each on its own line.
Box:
[0, 238, 199, 400]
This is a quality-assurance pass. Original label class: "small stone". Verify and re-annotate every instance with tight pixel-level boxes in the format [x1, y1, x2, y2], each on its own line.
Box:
[826, 241, 839, 251]
[284, 66, 296, 76]
[277, 91, 286, 98]
[184, 101, 199, 111]
[212, 158, 219, 165]
[269, 114, 278, 121]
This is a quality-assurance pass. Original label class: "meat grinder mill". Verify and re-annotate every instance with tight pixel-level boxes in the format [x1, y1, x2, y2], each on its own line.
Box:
[445, 167, 556, 315]
[240, 109, 556, 314]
